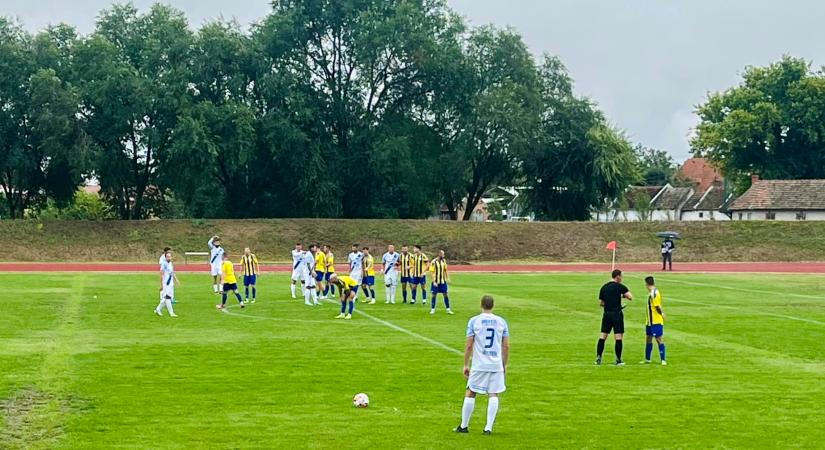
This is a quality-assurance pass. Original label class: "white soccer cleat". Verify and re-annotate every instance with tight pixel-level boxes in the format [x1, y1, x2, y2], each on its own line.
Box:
[154, 309, 162, 316]
[368, 300, 376, 305]
[429, 309, 435, 315]
[446, 309, 454, 315]
[661, 360, 668, 366]
[304, 301, 312, 306]
[169, 314, 178, 318]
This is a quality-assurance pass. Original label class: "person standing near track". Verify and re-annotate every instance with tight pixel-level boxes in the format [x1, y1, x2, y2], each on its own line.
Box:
[208, 236, 225, 294]
[661, 237, 675, 271]
[595, 269, 633, 366]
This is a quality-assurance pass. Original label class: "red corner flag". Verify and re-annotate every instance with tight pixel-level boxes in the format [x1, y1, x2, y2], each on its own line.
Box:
[606, 241, 617, 250]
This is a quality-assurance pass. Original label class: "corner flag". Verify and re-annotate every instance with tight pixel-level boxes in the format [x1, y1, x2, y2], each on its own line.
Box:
[606, 241, 617, 270]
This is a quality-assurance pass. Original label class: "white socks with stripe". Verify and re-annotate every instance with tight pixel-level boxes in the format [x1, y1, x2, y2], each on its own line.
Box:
[460, 397, 475, 428]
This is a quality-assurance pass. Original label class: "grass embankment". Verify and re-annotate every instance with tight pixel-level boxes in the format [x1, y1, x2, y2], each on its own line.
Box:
[2, 219, 825, 263]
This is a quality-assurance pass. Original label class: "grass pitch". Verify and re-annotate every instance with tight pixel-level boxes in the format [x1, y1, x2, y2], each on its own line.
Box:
[1, 271, 824, 449]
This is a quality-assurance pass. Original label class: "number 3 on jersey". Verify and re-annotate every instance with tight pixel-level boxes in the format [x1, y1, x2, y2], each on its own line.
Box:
[484, 328, 496, 348]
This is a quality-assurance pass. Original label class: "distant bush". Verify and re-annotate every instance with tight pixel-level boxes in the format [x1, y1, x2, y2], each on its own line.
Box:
[37, 191, 115, 220]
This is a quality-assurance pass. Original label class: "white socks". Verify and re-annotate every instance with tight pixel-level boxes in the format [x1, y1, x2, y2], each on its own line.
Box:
[485, 397, 499, 432]
[156, 298, 175, 316]
[391, 285, 397, 303]
[213, 284, 219, 293]
[290, 284, 296, 298]
[165, 299, 175, 316]
[460, 397, 475, 428]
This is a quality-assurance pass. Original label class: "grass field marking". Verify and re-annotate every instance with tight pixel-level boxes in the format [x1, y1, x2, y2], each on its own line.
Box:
[320, 299, 463, 356]
[661, 277, 825, 300]
[664, 295, 825, 327]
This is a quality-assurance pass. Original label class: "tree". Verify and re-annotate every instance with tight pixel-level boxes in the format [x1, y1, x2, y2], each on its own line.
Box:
[0, 20, 89, 218]
[635, 145, 676, 186]
[692, 56, 825, 193]
[425, 26, 538, 220]
[75, 4, 194, 219]
[520, 57, 640, 221]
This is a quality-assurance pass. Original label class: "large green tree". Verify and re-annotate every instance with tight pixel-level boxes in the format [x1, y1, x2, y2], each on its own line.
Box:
[692, 56, 825, 193]
[520, 57, 639, 221]
[0, 20, 89, 218]
[75, 4, 193, 219]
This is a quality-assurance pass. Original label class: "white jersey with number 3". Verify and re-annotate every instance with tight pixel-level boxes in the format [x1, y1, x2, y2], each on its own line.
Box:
[467, 313, 509, 372]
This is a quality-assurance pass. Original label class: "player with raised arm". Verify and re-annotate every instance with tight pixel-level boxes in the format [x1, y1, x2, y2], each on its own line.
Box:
[208, 236, 225, 294]
[455, 295, 509, 435]
[240, 247, 259, 304]
[361, 247, 376, 304]
[596, 269, 633, 366]
[348, 244, 364, 301]
[329, 274, 358, 320]
[429, 249, 454, 315]
[382, 245, 400, 304]
[290, 243, 305, 299]
[411, 245, 429, 305]
[399, 245, 413, 303]
[641, 276, 667, 365]
[216, 253, 245, 310]
[155, 250, 179, 317]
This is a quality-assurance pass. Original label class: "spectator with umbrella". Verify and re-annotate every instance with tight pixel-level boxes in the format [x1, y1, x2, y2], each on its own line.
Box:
[657, 232, 679, 271]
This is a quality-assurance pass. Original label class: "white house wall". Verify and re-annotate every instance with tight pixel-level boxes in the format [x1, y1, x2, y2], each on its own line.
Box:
[731, 210, 825, 221]
[680, 210, 730, 221]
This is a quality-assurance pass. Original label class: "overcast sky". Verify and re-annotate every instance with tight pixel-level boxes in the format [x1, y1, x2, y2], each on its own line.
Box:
[5, 0, 825, 161]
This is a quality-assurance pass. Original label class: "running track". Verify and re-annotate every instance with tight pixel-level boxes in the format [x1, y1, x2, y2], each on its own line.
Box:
[2, 262, 825, 273]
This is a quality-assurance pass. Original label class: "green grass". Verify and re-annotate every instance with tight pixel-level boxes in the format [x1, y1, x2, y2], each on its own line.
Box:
[3, 219, 825, 262]
[1, 272, 824, 449]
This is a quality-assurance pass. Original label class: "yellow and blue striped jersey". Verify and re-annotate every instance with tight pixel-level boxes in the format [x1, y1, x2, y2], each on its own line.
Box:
[365, 255, 375, 276]
[412, 253, 429, 277]
[400, 253, 413, 277]
[430, 258, 448, 284]
[241, 254, 259, 275]
[326, 252, 336, 273]
[334, 275, 359, 292]
[646, 288, 664, 326]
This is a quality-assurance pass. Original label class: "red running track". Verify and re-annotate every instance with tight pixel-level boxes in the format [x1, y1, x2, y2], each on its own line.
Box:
[1, 262, 825, 273]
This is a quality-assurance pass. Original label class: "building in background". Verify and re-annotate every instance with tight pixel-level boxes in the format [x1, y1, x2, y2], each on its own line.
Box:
[729, 177, 825, 221]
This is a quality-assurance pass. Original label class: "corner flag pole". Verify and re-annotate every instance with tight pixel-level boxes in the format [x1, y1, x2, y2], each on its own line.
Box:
[606, 241, 617, 271]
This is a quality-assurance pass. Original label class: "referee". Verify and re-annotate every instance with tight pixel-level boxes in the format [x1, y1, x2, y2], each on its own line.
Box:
[595, 269, 633, 366]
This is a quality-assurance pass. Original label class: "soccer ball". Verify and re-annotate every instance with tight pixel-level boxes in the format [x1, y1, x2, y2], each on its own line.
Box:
[353, 393, 369, 408]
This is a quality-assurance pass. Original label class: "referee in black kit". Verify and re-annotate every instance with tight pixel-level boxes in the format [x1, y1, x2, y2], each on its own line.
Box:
[595, 269, 633, 366]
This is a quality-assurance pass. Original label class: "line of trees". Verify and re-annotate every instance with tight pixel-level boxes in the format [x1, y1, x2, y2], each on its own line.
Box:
[0, 1, 641, 220]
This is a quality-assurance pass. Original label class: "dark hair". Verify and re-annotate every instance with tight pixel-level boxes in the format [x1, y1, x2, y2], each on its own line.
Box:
[645, 276, 655, 285]
[352, 244, 359, 247]
[481, 295, 494, 310]
[163, 247, 172, 252]
[414, 245, 422, 250]
[296, 242, 302, 246]
[362, 246, 369, 251]
[611, 269, 622, 279]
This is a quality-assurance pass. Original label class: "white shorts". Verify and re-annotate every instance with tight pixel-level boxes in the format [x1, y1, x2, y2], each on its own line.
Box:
[467, 370, 506, 395]
[211, 264, 222, 277]
[292, 267, 305, 282]
[304, 271, 316, 287]
[162, 284, 175, 301]
[384, 272, 398, 287]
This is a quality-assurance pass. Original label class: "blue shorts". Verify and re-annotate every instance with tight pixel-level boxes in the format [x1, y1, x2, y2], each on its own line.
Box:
[401, 276, 411, 284]
[412, 276, 427, 285]
[646, 324, 664, 337]
[325, 272, 335, 281]
[243, 275, 257, 286]
[431, 283, 448, 294]
[363, 276, 375, 286]
[345, 285, 360, 298]
[315, 272, 325, 282]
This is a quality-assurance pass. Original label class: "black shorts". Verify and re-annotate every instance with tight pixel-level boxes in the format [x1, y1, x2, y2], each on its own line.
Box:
[600, 311, 625, 334]
[223, 283, 238, 292]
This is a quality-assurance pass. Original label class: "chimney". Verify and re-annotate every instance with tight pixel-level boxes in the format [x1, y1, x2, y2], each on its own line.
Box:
[751, 174, 760, 184]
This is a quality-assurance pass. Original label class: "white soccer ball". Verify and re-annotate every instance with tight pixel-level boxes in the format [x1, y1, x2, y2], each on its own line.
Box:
[353, 393, 369, 408]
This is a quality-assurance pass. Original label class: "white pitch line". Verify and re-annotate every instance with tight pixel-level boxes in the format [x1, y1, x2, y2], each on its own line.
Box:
[325, 299, 463, 355]
[662, 277, 825, 300]
[666, 296, 825, 327]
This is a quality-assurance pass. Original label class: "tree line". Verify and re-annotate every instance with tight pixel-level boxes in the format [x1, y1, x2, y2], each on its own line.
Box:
[1, 1, 646, 221]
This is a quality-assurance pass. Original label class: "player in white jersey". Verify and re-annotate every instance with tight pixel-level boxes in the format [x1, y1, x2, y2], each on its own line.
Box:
[456, 295, 510, 435]
[303, 245, 320, 306]
[348, 244, 364, 298]
[208, 236, 225, 294]
[382, 245, 400, 304]
[290, 243, 305, 299]
[155, 251, 179, 317]
[158, 247, 172, 303]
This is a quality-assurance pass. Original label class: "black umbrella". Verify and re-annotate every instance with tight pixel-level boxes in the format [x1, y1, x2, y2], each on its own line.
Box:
[656, 231, 681, 240]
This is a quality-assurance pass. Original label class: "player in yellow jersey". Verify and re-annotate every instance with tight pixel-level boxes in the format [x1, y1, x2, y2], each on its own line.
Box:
[323, 245, 336, 298]
[217, 253, 245, 310]
[411, 245, 429, 305]
[361, 247, 376, 304]
[240, 247, 259, 304]
[314, 244, 327, 299]
[399, 245, 414, 303]
[429, 249, 454, 315]
[642, 276, 667, 365]
[329, 274, 358, 320]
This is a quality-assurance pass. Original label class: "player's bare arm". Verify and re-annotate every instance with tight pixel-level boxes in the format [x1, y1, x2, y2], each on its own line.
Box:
[463, 336, 474, 378]
[624, 291, 633, 301]
[502, 336, 510, 374]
